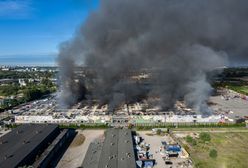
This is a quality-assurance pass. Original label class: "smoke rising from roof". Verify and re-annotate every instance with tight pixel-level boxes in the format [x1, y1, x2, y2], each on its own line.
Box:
[58, 0, 248, 114]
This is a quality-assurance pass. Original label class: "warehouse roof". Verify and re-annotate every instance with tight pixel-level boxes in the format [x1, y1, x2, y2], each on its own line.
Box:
[117, 129, 136, 168]
[0, 124, 58, 168]
[82, 140, 103, 168]
[82, 129, 136, 168]
[32, 129, 69, 167]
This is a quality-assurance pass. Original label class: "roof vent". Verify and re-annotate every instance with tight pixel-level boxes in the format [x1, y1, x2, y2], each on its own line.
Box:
[23, 140, 30, 144]
[16, 130, 23, 134]
[108, 155, 114, 160]
[36, 130, 42, 134]
[4, 154, 13, 160]
[126, 153, 131, 158]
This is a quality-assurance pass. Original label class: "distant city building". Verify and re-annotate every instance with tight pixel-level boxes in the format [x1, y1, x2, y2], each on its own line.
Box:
[0, 66, 11, 71]
[18, 79, 27, 86]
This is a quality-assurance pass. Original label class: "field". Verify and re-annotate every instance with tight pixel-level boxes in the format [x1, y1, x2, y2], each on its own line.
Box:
[178, 131, 248, 168]
[172, 127, 248, 132]
[227, 85, 248, 95]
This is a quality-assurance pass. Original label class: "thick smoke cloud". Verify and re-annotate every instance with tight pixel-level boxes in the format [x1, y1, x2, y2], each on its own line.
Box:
[58, 0, 248, 114]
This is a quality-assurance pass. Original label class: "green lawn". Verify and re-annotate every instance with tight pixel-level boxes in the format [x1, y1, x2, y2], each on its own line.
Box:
[227, 85, 248, 95]
[239, 86, 248, 92]
[183, 132, 248, 168]
[172, 127, 248, 132]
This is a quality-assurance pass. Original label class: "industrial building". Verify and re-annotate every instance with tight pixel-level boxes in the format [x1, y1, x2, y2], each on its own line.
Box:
[33, 128, 75, 168]
[0, 124, 75, 168]
[82, 129, 136, 168]
[15, 114, 223, 125]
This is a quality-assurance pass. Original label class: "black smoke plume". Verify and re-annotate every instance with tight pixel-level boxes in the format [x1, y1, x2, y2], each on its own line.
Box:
[58, 0, 248, 114]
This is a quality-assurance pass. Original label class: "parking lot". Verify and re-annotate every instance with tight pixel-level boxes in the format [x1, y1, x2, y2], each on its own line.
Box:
[210, 89, 248, 119]
[137, 131, 192, 168]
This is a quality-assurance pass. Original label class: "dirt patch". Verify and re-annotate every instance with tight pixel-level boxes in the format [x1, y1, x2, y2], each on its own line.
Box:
[70, 133, 86, 147]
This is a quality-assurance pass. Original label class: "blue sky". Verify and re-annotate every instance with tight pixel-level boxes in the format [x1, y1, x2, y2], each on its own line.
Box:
[0, 0, 99, 64]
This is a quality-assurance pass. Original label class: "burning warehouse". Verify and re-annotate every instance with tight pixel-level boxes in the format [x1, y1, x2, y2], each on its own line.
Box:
[58, 0, 248, 115]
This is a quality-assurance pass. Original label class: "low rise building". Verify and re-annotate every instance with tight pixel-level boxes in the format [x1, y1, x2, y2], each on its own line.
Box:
[0, 124, 75, 168]
[82, 129, 136, 168]
[15, 114, 223, 125]
[0, 124, 59, 168]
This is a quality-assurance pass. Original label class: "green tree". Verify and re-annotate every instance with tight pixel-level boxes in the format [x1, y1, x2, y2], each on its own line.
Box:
[199, 132, 211, 142]
[209, 149, 218, 158]
[41, 78, 53, 87]
[0, 84, 19, 96]
[23, 88, 42, 101]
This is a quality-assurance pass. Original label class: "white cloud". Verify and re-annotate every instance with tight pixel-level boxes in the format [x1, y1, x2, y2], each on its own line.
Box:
[0, 0, 33, 19]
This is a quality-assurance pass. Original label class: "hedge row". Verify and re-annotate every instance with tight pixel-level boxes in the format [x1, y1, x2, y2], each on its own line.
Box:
[134, 122, 246, 130]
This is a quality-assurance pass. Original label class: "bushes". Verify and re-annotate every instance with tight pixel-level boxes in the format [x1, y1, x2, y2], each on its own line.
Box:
[134, 123, 246, 130]
[186, 135, 193, 143]
[191, 139, 197, 146]
[186, 135, 197, 146]
[59, 123, 109, 129]
[5, 123, 18, 129]
[0, 84, 19, 96]
[185, 133, 211, 147]
[199, 132, 211, 142]
[209, 149, 218, 158]
[23, 85, 53, 102]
